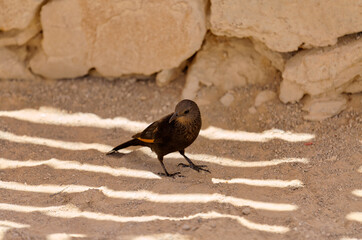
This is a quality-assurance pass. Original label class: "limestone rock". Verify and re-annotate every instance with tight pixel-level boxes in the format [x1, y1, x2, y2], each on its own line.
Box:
[0, 47, 34, 80]
[344, 76, 362, 94]
[0, 20, 41, 47]
[182, 35, 277, 99]
[251, 39, 291, 72]
[0, 0, 44, 31]
[303, 96, 347, 121]
[156, 68, 180, 87]
[29, 0, 93, 79]
[210, 0, 362, 52]
[29, 0, 207, 79]
[280, 35, 362, 103]
[30, 47, 91, 79]
[254, 90, 277, 107]
[156, 61, 187, 87]
[279, 80, 304, 104]
[92, 0, 206, 77]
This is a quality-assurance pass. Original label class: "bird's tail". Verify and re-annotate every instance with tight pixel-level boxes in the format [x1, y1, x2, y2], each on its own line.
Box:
[106, 139, 143, 155]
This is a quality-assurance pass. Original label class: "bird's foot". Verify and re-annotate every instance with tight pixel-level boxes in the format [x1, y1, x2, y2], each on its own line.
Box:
[178, 163, 210, 173]
[158, 171, 184, 178]
[106, 149, 117, 155]
[106, 150, 125, 157]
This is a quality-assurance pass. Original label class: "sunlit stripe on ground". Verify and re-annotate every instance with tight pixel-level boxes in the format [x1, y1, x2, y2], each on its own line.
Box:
[0, 130, 309, 168]
[0, 158, 161, 179]
[0, 107, 315, 142]
[344, 166, 362, 225]
[47, 233, 87, 240]
[340, 238, 362, 240]
[0, 181, 297, 211]
[167, 151, 310, 168]
[0, 220, 29, 229]
[124, 233, 194, 240]
[352, 190, 362, 197]
[0, 107, 147, 131]
[200, 127, 314, 142]
[0, 130, 110, 152]
[212, 178, 304, 188]
[0, 220, 30, 239]
[0, 203, 289, 233]
[341, 238, 362, 240]
[346, 212, 362, 223]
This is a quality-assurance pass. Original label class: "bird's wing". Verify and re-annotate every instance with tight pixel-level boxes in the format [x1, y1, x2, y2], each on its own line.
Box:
[132, 113, 172, 143]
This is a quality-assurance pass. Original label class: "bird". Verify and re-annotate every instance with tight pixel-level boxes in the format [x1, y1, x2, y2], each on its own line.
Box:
[106, 99, 210, 177]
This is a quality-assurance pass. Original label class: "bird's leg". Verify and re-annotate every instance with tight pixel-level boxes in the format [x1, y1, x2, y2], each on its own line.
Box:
[157, 156, 181, 177]
[178, 150, 210, 173]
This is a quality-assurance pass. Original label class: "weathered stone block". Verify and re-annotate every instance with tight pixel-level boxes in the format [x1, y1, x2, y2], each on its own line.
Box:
[280, 36, 362, 103]
[0, 0, 44, 31]
[0, 47, 34, 80]
[210, 0, 362, 52]
[0, 20, 41, 47]
[182, 35, 277, 99]
[29, 0, 207, 79]
[302, 96, 347, 121]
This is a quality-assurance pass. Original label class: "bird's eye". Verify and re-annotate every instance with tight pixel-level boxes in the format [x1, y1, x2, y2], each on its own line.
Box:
[184, 110, 189, 114]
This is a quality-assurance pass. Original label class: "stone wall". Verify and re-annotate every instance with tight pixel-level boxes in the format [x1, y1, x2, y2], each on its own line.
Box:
[0, 0, 361, 120]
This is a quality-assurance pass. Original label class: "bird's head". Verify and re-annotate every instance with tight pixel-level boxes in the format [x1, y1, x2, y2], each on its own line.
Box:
[169, 99, 200, 124]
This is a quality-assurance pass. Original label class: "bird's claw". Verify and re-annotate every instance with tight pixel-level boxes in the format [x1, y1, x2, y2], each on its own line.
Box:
[106, 150, 117, 155]
[106, 150, 125, 158]
[178, 163, 210, 173]
[158, 172, 184, 178]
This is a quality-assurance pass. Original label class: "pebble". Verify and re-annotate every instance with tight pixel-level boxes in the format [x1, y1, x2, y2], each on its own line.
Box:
[182, 224, 191, 231]
[248, 106, 257, 114]
[242, 207, 251, 215]
[254, 90, 276, 107]
[220, 92, 235, 107]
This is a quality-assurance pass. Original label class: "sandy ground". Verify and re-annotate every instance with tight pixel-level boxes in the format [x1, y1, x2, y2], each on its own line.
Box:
[0, 77, 361, 240]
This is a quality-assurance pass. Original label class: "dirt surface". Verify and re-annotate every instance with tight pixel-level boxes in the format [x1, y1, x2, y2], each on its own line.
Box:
[0, 77, 361, 240]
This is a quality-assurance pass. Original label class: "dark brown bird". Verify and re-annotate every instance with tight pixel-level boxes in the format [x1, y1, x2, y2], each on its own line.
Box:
[107, 99, 209, 176]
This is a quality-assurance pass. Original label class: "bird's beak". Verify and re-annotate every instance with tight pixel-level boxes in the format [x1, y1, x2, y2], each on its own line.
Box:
[169, 112, 178, 123]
